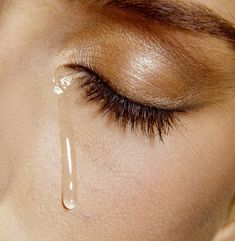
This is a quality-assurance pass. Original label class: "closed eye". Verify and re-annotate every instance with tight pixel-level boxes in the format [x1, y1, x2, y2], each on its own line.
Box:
[67, 64, 185, 142]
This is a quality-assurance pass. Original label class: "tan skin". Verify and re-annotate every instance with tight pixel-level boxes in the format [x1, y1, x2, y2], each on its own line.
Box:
[0, 0, 235, 240]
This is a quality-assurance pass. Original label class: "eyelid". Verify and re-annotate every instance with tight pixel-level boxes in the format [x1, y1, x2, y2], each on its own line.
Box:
[66, 63, 185, 141]
[66, 63, 197, 112]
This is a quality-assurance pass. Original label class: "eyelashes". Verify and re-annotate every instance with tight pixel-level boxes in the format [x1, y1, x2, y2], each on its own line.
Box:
[70, 65, 184, 142]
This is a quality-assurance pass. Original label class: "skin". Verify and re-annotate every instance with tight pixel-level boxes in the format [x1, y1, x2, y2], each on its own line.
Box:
[0, 0, 235, 240]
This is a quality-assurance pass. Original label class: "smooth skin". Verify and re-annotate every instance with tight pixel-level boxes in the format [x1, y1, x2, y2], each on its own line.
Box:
[0, 0, 235, 241]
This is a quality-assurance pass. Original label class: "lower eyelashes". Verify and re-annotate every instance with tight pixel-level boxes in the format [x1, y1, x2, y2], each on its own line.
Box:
[67, 64, 184, 142]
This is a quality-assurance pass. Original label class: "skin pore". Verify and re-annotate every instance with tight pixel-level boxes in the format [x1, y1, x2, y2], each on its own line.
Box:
[0, 0, 235, 240]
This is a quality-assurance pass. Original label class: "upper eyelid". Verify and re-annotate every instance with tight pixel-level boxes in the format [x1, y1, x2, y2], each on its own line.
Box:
[66, 63, 202, 112]
[63, 27, 233, 111]
[76, 66, 183, 140]
[66, 63, 158, 110]
[68, 63, 189, 114]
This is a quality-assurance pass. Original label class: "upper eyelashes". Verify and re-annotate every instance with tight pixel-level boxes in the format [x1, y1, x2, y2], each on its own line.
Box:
[69, 65, 184, 142]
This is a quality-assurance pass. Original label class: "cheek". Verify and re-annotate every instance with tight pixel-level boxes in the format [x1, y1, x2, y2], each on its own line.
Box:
[75, 102, 235, 240]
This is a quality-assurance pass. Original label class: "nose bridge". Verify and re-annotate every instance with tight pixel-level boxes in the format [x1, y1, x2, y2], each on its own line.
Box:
[0, 1, 8, 27]
[0, 0, 63, 212]
[0, 3, 31, 78]
[0, 1, 53, 55]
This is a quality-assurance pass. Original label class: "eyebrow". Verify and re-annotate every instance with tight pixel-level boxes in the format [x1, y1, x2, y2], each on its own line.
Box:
[103, 0, 235, 42]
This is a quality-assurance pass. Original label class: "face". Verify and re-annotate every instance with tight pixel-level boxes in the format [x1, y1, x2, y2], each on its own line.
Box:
[0, 0, 235, 240]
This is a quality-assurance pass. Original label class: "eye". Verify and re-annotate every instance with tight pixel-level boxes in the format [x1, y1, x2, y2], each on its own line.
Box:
[67, 64, 185, 142]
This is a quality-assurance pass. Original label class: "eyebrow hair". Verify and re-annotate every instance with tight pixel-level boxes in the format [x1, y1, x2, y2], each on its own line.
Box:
[103, 0, 235, 42]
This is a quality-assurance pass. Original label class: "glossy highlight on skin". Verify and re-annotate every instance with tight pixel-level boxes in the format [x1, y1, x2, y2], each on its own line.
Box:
[53, 66, 78, 210]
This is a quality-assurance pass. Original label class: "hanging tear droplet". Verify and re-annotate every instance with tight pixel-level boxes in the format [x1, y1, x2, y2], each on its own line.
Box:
[61, 134, 77, 210]
[52, 66, 80, 210]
